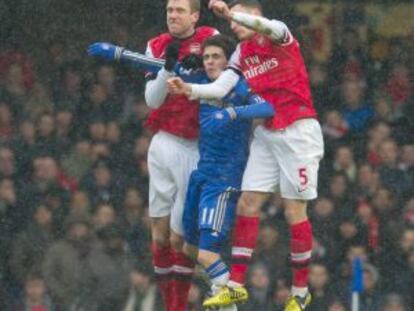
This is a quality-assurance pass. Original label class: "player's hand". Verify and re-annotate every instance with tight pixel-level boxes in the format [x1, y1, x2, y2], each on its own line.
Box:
[167, 77, 192, 96]
[181, 53, 203, 71]
[209, 0, 231, 19]
[87, 42, 123, 61]
[165, 41, 181, 71]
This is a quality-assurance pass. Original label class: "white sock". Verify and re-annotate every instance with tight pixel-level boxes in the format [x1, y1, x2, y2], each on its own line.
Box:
[228, 280, 243, 288]
[292, 286, 308, 298]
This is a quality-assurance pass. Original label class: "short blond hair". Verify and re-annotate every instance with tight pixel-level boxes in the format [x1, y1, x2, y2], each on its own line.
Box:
[167, 0, 201, 12]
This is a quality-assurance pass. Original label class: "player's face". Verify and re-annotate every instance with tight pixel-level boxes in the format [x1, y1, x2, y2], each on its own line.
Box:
[167, 0, 199, 38]
[229, 4, 259, 41]
[203, 46, 228, 80]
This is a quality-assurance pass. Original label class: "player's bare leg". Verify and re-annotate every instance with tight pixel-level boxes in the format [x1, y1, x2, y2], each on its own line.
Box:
[203, 191, 270, 308]
[198, 249, 220, 268]
[151, 217, 171, 248]
[183, 242, 199, 261]
[283, 199, 312, 311]
[170, 230, 185, 252]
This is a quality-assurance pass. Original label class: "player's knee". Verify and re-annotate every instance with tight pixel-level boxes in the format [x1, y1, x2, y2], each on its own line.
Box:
[151, 217, 170, 247]
[197, 249, 216, 267]
[182, 243, 193, 257]
[237, 192, 261, 216]
[152, 235, 170, 248]
[170, 234, 184, 252]
[284, 199, 308, 224]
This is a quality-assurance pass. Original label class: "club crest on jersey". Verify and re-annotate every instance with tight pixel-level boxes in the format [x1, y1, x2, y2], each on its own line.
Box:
[189, 43, 201, 54]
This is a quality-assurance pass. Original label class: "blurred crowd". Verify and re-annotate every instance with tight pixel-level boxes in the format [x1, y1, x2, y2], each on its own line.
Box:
[0, 1, 413, 311]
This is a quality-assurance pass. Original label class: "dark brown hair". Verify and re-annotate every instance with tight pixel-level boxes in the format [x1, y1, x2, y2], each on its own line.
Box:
[201, 35, 236, 60]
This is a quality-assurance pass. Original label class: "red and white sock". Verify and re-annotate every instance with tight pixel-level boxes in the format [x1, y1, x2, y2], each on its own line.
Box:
[229, 216, 260, 286]
[171, 250, 195, 311]
[290, 220, 313, 298]
[152, 244, 174, 310]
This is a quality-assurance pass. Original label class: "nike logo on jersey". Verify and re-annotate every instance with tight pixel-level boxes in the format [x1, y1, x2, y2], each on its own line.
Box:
[297, 187, 307, 193]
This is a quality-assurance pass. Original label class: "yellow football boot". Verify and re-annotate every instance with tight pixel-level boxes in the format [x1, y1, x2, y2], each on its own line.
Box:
[284, 293, 312, 311]
[202, 286, 248, 309]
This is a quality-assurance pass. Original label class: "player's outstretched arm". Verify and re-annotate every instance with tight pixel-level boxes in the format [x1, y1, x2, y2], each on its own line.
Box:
[88, 41, 175, 109]
[204, 98, 274, 132]
[87, 42, 165, 73]
[189, 69, 240, 100]
[204, 81, 274, 132]
[209, 1, 291, 43]
[232, 13, 291, 43]
[167, 69, 240, 101]
[229, 95, 275, 120]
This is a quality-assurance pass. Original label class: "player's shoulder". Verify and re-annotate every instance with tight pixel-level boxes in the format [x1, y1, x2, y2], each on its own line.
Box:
[223, 76, 250, 105]
[148, 32, 172, 45]
[241, 32, 298, 49]
[235, 76, 248, 88]
[147, 32, 173, 56]
[234, 77, 251, 97]
[195, 26, 220, 39]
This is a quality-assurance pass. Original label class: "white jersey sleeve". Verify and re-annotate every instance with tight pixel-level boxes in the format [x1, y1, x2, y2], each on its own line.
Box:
[189, 69, 240, 100]
[228, 44, 242, 71]
[144, 42, 174, 109]
[231, 12, 293, 45]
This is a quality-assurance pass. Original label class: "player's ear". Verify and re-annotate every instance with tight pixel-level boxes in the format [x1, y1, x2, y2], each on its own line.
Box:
[191, 11, 200, 24]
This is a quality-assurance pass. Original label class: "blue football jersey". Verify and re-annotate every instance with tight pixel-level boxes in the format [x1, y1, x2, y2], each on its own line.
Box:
[196, 75, 253, 187]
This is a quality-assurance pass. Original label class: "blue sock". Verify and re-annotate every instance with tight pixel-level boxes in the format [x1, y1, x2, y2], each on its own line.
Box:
[206, 259, 230, 288]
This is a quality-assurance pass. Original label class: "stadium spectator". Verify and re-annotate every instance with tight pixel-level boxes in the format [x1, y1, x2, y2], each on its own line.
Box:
[307, 262, 334, 311]
[123, 264, 165, 311]
[89, 223, 133, 310]
[13, 273, 55, 311]
[254, 221, 289, 280]
[9, 204, 55, 285]
[240, 263, 273, 311]
[42, 213, 96, 309]
[92, 202, 117, 231]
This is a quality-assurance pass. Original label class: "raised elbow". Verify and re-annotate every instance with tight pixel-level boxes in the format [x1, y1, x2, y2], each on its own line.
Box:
[144, 93, 163, 109]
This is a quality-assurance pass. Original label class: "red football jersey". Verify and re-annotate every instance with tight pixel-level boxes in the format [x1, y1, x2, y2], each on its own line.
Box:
[145, 26, 218, 139]
[229, 32, 317, 130]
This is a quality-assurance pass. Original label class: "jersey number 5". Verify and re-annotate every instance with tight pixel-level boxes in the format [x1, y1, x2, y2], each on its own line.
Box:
[299, 168, 308, 186]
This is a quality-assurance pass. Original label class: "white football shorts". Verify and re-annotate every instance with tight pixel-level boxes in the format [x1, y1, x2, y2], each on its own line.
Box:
[148, 131, 199, 235]
[242, 119, 324, 200]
